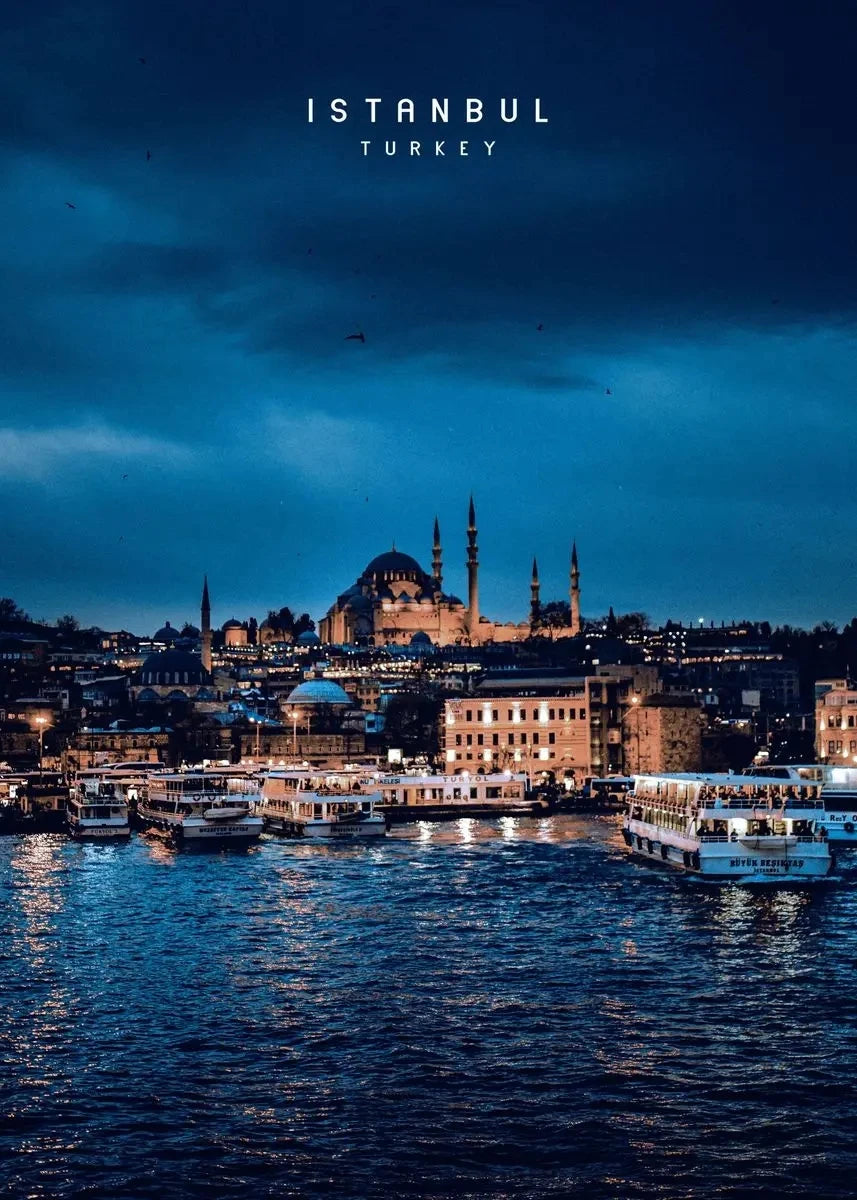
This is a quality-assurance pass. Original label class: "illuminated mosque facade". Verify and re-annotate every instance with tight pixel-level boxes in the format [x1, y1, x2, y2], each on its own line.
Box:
[318, 497, 582, 648]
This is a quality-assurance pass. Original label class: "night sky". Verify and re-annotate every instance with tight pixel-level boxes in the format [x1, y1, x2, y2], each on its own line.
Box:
[3, 0, 857, 634]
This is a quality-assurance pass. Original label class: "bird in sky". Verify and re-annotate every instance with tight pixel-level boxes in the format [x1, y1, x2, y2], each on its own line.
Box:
[65, 201, 76, 209]
[146, 149, 152, 161]
[138, 57, 146, 64]
[605, 387, 612, 395]
[537, 323, 543, 331]
[122, 474, 128, 480]
[345, 332, 366, 343]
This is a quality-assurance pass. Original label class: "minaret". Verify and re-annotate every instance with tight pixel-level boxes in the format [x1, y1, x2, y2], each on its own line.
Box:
[530, 557, 540, 628]
[466, 495, 480, 640]
[201, 575, 212, 674]
[570, 542, 581, 636]
[432, 516, 443, 590]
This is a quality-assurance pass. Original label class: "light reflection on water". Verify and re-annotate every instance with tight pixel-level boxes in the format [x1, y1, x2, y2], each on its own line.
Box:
[0, 818, 855, 1199]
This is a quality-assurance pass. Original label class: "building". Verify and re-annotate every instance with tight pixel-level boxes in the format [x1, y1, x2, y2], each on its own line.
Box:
[442, 665, 658, 780]
[815, 679, 857, 763]
[65, 727, 171, 770]
[223, 619, 249, 648]
[318, 498, 583, 648]
[135, 649, 213, 703]
[622, 694, 704, 774]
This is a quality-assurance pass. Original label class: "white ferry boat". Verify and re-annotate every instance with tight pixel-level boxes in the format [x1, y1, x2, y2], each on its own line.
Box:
[138, 772, 263, 846]
[377, 771, 537, 819]
[67, 770, 132, 839]
[622, 773, 833, 883]
[745, 764, 857, 844]
[258, 769, 386, 838]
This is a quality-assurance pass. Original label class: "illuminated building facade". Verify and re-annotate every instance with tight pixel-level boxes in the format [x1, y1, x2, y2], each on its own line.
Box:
[319, 498, 582, 647]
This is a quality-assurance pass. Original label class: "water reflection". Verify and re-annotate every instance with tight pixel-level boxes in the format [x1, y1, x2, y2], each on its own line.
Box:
[1, 824, 855, 1200]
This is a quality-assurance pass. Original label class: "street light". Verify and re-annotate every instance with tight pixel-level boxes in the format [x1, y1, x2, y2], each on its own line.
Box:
[286, 707, 303, 758]
[35, 716, 52, 775]
[630, 695, 641, 773]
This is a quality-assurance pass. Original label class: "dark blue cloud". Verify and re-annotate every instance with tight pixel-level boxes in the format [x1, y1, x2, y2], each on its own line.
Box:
[2, 0, 856, 633]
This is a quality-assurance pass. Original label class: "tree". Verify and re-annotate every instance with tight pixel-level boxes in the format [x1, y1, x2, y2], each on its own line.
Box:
[383, 694, 442, 756]
[534, 600, 570, 639]
[0, 598, 29, 624]
[266, 606, 295, 639]
[56, 615, 80, 636]
[615, 612, 650, 637]
[248, 617, 258, 645]
[293, 613, 316, 637]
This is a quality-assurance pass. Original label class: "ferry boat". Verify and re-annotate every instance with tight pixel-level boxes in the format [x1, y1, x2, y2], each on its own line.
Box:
[67, 770, 132, 839]
[258, 769, 386, 838]
[745, 764, 857, 844]
[377, 770, 541, 821]
[137, 771, 263, 845]
[622, 773, 833, 883]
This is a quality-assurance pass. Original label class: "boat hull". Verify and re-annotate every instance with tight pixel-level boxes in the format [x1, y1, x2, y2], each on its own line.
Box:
[821, 810, 857, 843]
[137, 808, 263, 846]
[262, 813, 386, 838]
[67, 821, 131, 840]
[623, 820, 831, 881]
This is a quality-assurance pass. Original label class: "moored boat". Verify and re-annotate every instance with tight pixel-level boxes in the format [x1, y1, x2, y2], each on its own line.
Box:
[258, 769, 386, 838]
[744, 764, 857, 845]
[377, 770, 541, 821]
[622, 772, 833, 883]
[67, 771, 131, 839]
[138, 771, 263, 846]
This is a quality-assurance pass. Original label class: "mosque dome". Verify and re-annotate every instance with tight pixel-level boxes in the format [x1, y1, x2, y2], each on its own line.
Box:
[138, 649, 207, 688]
[411, 631, 432, 646]
[364, 549, 424, 576]
[296, 630, 321, 645]
[285, 680, 351, 706]
[153, 621, 179, 643]
[222, 618, 243, 631]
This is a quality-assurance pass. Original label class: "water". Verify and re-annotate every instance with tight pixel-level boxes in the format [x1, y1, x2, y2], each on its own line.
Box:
[2, 815, 856, 1199]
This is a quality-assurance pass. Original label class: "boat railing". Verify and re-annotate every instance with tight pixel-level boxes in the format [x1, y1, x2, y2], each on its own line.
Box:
[699, 800, 824, 814]
[698, 832, 825, 844]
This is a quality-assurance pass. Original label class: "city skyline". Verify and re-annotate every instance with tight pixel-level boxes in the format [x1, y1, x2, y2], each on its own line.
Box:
[3, 1, 857, 630]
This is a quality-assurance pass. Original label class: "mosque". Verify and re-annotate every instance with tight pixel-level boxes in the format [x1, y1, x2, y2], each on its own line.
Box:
[318, 497, 582, 647]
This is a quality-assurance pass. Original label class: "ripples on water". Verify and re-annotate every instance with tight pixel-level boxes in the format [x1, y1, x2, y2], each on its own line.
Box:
[1, 815, 856, 1199]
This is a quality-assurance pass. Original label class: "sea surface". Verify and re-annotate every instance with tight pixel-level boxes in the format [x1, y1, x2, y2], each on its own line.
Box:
[1, 815, 856, 1199]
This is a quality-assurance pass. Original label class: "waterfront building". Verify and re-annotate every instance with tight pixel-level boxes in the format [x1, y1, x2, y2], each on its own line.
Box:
[621, 694, 704, 774]
[443, 665, 659, 779]
[815, 679, 857, 763]
[65, 728, 170, 771]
